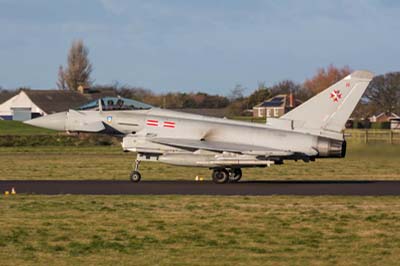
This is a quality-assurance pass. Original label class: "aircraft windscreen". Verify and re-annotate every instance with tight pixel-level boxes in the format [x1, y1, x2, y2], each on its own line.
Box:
[78, 97, 152, 111]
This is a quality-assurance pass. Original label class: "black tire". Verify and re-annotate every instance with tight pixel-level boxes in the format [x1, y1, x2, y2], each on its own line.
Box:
[229, 168, 242, 182]
[212, 169, 229, 184]
[130, 171, 141, 182]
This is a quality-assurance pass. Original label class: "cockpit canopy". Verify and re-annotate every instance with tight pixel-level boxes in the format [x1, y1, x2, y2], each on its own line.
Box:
[78, 97, 152, 111]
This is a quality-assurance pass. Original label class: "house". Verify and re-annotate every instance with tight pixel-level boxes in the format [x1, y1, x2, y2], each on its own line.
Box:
[252, 93, 301, 118]
[369, 112, 399, 123]
[391, 118, 400, 130]
[0, 88, 116, 121]
[369, 112, 400, 130]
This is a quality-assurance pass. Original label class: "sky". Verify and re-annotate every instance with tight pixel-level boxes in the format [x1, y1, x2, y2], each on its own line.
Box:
[0, 0, 399, 95]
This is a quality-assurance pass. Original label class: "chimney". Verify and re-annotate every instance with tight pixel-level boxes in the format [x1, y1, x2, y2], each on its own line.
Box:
[289, 92, 294, 108]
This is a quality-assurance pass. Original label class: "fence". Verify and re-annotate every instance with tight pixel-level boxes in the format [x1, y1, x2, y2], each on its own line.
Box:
[344, 129, 400, 144]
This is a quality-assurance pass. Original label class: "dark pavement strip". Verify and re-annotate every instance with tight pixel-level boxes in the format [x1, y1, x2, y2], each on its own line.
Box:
[1, 180, 400, 195]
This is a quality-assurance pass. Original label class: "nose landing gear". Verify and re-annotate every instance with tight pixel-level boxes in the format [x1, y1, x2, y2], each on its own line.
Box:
[130, 159, 141, 182]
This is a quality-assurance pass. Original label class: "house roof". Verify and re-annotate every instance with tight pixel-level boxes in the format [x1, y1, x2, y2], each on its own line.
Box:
[254, 94, 302, 108]
[254, 94, 303, 109]
[254, 94, 289, 108]
[0, 92, 16, 104]
[370, 112, 399, 119]
[24, 90, 89, 114]
[82, 88, 117, 101]
[23, 89, 118, 114]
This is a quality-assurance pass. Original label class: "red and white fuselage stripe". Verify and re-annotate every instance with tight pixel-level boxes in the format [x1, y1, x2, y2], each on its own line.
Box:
[163, 121, 175, 128]
[146, 119, 158, 127]
[146, 119, 176, 128]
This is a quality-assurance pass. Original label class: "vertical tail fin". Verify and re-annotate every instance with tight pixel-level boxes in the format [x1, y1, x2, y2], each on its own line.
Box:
[281, 70, 374, 132]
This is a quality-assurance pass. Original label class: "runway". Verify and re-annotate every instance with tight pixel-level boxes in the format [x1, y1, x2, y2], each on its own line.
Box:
[1, 180, 400, 195]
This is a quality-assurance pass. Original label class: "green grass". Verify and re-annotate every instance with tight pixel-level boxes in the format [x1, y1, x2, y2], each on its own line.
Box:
[0, 121, 56, 135]
[0, 144, 399, 181]
[230, 116, 265, 123]
[1, 142, 399, 265]
[0, 195, 400, 265]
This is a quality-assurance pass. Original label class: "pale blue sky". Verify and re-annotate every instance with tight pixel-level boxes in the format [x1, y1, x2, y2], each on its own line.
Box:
[0, 0, 399, 94]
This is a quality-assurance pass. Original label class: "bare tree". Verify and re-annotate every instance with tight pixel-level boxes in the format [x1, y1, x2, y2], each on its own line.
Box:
[229, 84, 245, 101]
[270, 80, 300, 95]
[62, 40, 93, 91]
[365, 72, 400, 114]
[56, 65, 67, 90]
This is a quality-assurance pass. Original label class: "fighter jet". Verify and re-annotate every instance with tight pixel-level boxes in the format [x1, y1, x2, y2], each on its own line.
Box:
[25, 70, 374, 183]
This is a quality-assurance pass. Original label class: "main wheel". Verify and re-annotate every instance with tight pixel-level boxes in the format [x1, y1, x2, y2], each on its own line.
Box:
[229, 168, 242, 182]
[130, 171, 141, 182]
[212, 169, 229, 184]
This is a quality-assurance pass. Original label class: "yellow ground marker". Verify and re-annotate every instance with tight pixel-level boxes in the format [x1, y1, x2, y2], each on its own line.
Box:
[4, 191, 9, 196]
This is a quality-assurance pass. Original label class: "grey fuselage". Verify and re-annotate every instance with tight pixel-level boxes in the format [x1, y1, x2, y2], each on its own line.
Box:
[72, 107, 344, 163]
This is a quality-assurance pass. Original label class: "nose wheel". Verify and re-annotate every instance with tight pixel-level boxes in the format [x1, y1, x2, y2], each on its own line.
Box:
[130, 159, 141, 182]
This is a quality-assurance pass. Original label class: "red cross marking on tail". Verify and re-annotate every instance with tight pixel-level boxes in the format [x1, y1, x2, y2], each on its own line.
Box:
[330, 89, 342, 102]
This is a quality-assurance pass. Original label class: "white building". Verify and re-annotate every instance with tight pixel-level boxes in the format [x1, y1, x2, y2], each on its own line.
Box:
[0, 89, 115, 121]
[0, 91, 46, 120]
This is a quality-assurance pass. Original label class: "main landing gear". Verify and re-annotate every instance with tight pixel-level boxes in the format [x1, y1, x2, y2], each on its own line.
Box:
[129, 160, 243, 184]
[130, 159, 141, 182]
[211, 168, 242, 184]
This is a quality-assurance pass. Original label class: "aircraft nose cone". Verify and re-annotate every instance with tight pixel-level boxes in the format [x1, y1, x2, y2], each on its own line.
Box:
[24, 112, 67, 131]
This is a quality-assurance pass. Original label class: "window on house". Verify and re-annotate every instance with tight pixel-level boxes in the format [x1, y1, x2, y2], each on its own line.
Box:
[274, 108, 279, 117]
[266, 109, 271, 117]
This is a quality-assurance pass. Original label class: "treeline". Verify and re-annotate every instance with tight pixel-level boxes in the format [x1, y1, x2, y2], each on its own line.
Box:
[91, 65, 352, 115]
[91, 67, 400, 118]
[102, 85, 230, 109]
[2, 64, 400, 118]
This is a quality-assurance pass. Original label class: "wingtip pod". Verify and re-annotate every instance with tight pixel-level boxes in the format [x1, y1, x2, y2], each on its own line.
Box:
[347, 70, 374, 80]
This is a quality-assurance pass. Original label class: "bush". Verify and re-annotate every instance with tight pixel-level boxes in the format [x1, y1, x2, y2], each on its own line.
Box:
[370, 122, 391, 129]
[0, 134, 119, 147]
[351, 120, 371, 129]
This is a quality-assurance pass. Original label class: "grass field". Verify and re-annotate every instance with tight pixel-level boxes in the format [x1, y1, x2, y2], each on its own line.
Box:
[1, 134, 400, 265]
[0, 120, 56, 135]
[1, 121, 400, 265]
[0, 144, 399, 181]
[1, 195, 400, 266]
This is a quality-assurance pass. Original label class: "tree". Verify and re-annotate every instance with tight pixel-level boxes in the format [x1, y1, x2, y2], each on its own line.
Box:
[365, 72, 400, 114]
[61, 40, 93, 91]
[229, 84, 245, 101]
[247, 81, 270, 107]
[351, 102, 377, 120]
[270, 80, 300, 95]
[304, 64, 351, 94]
[56, 65, 67, 90]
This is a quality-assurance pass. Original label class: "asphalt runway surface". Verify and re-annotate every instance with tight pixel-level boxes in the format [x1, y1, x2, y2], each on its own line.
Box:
[1, 180, 400, 195]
